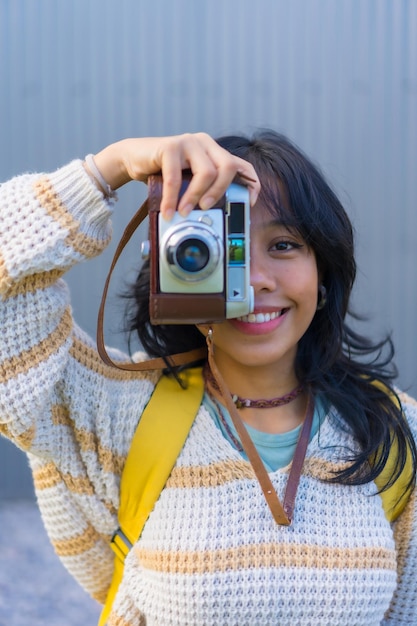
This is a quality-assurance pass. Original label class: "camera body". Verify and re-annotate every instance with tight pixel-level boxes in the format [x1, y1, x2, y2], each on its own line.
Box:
[142, 175, 254, 324]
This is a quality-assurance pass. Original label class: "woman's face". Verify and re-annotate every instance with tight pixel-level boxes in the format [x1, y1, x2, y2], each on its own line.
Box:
[198, 199, 320, 377]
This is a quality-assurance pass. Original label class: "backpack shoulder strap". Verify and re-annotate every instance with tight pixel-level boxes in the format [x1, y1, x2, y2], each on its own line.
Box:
[99, 366, 204, 625]
[374, 435, 414, 523]
[371, 381, 414, 523]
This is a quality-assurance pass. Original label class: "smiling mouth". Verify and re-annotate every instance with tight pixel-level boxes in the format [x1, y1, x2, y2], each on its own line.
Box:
[236, 309, 289, 323]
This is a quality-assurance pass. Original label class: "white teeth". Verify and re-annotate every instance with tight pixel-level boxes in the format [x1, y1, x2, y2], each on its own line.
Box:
[237, 311, 284, 323]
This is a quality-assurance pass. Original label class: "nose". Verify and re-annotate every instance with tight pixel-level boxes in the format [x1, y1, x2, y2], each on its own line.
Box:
[250, 250, 276, 293]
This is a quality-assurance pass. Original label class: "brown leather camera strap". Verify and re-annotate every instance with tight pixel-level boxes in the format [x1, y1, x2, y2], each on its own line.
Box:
[96, 182, 206, 372]
[97, 181, 312, 525]
[206, 329, 313, 526]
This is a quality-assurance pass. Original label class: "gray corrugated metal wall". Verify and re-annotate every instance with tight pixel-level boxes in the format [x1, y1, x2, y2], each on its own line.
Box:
[1, 0, 416, 498]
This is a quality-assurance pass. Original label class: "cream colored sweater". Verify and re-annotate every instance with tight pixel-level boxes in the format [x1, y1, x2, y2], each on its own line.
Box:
[1, 161, 417, 625]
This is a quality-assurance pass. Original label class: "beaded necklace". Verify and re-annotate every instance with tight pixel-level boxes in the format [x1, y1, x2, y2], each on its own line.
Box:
[203, 363, 303, 409]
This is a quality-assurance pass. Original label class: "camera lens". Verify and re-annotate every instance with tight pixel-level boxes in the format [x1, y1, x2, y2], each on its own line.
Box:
[175, 238, 209, 273]
[162, 221, 222, 283]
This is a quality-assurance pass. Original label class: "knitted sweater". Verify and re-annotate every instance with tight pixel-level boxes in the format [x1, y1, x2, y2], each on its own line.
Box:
[1, 161, 417, 625]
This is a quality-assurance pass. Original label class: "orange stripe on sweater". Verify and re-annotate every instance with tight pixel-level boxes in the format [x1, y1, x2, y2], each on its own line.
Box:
[0, 307, 72, 383]
[33, 177, 111, 258]
[135, 542, 396, 575]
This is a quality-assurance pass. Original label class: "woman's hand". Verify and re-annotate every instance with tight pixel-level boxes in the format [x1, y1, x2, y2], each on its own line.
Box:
[92, 133, 260, 220]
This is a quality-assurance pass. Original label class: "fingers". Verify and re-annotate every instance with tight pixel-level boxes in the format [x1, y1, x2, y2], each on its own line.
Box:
[158, 133, 260, 220]
[94, 134, 261, 219]
[158, 134, 219, 219]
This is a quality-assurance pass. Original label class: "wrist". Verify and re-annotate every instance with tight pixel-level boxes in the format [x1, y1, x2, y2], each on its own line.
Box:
[92, 141, 133, 191]
[84, 154, 118, 200]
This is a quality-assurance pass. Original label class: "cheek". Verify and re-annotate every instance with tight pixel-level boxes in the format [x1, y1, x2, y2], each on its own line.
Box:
[292, 277, 320, 323]
[286, 263, 319, 302]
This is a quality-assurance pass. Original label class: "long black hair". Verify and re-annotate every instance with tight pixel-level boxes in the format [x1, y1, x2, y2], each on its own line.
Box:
[126, 129, 416, 493]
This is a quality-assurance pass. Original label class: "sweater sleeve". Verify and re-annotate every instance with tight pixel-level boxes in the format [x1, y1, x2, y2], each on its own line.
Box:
[0, 161, 111, 449]
[0, 161, 158, 602]
[382, 394, 417, 624]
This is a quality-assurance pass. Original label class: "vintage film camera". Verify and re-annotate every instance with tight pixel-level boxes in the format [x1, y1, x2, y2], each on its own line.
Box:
[142, 175, 254, 324]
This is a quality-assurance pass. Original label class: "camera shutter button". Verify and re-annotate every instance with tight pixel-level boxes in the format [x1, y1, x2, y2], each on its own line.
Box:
[198, 215, 214, 226]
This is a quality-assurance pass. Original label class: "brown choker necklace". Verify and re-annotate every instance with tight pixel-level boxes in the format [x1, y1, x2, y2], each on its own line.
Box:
[203, 364, 303, 409]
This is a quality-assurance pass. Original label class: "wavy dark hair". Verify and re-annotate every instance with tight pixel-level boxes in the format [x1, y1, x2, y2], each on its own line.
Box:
[126, 130, 416, 494]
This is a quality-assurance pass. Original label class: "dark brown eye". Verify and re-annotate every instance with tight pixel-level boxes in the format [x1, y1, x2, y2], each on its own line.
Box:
[270, 240, 303, 252]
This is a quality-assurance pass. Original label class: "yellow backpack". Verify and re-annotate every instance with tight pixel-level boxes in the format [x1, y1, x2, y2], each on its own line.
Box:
[99, 367, 204, 625]
[98, 371, 413, 625]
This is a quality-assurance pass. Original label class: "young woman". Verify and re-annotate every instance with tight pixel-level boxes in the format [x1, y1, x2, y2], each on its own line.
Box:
[0, 131, 416, 625]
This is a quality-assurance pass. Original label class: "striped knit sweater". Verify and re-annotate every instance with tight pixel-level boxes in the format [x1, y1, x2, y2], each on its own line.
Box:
[1, 161, 417, 625]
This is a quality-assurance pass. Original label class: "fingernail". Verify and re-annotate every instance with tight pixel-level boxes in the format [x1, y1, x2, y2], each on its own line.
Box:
[163, 208, 175, 221]
[178, 203, 193, 217]
[199, 197, 215, 211]
[249, 190, 259, 206]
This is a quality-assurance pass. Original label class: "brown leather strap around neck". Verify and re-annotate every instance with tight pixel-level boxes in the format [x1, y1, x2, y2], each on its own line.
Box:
[96, 182, 312, 525]
[206, 329, 314, 526]
[96, 180, 206, 372]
